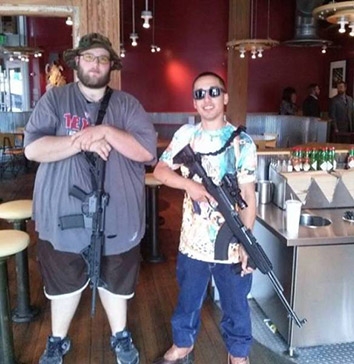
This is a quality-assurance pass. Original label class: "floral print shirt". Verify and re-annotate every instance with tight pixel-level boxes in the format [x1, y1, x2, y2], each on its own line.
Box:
[160, 122, 257, 263]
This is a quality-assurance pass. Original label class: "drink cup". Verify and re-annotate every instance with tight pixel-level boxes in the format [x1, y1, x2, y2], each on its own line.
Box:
[285, 199, 302, 236]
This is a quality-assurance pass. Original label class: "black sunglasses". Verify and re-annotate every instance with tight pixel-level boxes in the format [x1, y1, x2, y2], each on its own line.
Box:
[193, 86, 226, 100]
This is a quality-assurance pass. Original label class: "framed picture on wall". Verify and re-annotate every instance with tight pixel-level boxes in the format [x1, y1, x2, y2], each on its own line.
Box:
[329, 60, 346, 98]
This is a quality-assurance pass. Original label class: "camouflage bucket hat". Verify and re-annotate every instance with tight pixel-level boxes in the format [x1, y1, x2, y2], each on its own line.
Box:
[63, 32, 122, 71]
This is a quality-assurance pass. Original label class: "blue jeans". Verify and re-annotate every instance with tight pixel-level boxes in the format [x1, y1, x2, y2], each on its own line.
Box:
[171, 252, 253, 357]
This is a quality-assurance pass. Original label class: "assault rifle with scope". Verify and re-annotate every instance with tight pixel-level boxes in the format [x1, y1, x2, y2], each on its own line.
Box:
[173, 144, 306, 328]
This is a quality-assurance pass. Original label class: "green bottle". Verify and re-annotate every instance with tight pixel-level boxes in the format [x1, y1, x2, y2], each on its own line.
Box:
[303, 148, 310, 172]
[328, 147, 336, 171]
[310, 148, 318, 171]
[348, 148, 354, 169]
[318, 148, 328, 171]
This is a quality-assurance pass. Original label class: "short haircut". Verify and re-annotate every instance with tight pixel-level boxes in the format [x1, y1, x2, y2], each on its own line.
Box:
[282, 87, 296, 102]
[192, 71, 226, 90]
[308, 83, 318, 92]
[337, 81, 346, 87]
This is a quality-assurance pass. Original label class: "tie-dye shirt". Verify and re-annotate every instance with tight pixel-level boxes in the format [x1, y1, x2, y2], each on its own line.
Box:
[159, 122, 257, 263]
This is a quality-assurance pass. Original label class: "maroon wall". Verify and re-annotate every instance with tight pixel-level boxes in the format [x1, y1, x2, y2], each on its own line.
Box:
[27, 16, 73, 104]
[121, 0, 349, 114]
[120, 0, 228, 112]
[247, 0, 354, 114]
[26, 0, 354, 114]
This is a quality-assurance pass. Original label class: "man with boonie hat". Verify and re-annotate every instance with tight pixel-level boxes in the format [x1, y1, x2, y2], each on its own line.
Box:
[63, 32, 122, 71]
[24, 32, 157, 364]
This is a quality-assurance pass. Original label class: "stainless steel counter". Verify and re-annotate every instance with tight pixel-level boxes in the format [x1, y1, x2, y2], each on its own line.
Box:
[251, 203, 354, 353]
[256, 203, 354, 246]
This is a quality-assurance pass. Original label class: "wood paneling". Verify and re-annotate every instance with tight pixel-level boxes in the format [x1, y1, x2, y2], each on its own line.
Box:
[226, 0, 250, 126]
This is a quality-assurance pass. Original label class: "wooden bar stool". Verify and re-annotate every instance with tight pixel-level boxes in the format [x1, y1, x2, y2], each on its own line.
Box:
[143, 173, 165, 263]
[0, 229, 29, 364]
[0, 200, 39, 322]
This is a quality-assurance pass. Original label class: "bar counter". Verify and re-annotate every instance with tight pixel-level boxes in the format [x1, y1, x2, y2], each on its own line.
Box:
[256, 203, 354, 246]
[251, 201, 354, 354]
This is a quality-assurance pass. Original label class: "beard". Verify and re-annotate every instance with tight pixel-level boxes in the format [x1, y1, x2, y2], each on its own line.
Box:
[77, 66, 111, 89]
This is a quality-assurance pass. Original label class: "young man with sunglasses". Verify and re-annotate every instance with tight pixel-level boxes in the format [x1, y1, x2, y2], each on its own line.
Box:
[24, 33, 156, 364]
[153, 72, 257, 364]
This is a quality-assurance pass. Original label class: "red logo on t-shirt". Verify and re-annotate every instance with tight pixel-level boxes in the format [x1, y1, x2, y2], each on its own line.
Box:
[64, 113, 90, 133]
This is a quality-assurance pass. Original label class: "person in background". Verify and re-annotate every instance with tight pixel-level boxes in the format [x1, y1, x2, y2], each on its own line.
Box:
[329, 81, 353, 136]
[24, 33, 156, 364]
[153, 71, 257, 364]
[279, 86, 298, 115]
[302, 83, 321, 117]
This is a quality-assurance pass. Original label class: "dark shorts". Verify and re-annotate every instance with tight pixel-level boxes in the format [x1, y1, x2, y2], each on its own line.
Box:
[37, 239, 141, 298]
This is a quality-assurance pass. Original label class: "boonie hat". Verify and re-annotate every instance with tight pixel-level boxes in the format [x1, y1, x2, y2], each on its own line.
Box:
[63, 32, 122, 71]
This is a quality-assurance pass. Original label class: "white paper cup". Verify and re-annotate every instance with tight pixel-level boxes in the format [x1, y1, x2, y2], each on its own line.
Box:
[285, 200, 302, 236]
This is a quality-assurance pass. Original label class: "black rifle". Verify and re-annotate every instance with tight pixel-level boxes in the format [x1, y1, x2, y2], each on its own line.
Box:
[59, 88, 112, 316]
[173, 144, 306, 328]
[70, 155, 109, 316]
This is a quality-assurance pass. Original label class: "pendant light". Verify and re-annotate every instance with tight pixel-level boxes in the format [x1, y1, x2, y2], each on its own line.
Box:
[129, 0, 138, 46]
[141, 0, 152, 29]
[227, 0, 279, 59]
[150, 0, 161, 53]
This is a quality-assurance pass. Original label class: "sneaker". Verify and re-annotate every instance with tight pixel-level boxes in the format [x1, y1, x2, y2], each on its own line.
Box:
[39, 336, 71, 364]
[110, 329, 139, 364]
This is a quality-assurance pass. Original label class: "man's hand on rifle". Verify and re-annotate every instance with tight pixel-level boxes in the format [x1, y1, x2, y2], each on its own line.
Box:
[239, 245, 254, 277]
[185, 179, 216, 205]
[71, 127, 112, 161]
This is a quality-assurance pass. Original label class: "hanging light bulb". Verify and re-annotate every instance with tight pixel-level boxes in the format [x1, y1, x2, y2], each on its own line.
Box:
[66, 16, 73, 26]
[151, 44, 160, 53]
[120, 44, 126, 58]
[239, 46, 246, 58]
[130, 33, 138, 46]
[141, 11, 152, 29]
[338, 18, 348, 33]
[257, 47, 263, 58]
[150, 0, 161, 53]
[120, 0, 127, 56]
[251, 46, 257, 59]
[349, 22, 354, 36]
[141, 0, 152, 29]
[130, 0, 138, 46]
[321, 44, 327, 54]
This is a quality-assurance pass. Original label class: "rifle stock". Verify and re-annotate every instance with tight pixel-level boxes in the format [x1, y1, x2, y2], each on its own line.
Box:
[173, 144, 306, 328]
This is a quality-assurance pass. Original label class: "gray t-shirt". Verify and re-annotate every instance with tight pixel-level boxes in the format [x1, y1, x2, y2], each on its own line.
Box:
[24, 82, 157, 255]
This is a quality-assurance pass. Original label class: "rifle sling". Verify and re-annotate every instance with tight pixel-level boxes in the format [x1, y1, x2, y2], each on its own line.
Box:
[197, 125, 245, 260]
[59, 87, 113, 230]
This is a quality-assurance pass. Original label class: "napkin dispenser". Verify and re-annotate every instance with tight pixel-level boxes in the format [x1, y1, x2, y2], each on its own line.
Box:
[269, 166, 290, 210]
[269, 166, 354, 210]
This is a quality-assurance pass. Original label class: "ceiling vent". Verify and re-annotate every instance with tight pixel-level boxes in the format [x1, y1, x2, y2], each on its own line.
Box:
[283, 0, 333, 47]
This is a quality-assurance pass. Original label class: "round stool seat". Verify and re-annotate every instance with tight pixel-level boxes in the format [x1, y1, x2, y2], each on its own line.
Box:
[145, 173, 162, 186]
[0, 200, 32, 220]
[0, 230, 29, 258]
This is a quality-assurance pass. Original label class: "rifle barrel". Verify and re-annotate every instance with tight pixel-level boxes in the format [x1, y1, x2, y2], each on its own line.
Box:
[91, 284, 97, 317]
[267, 271, 306, 328]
